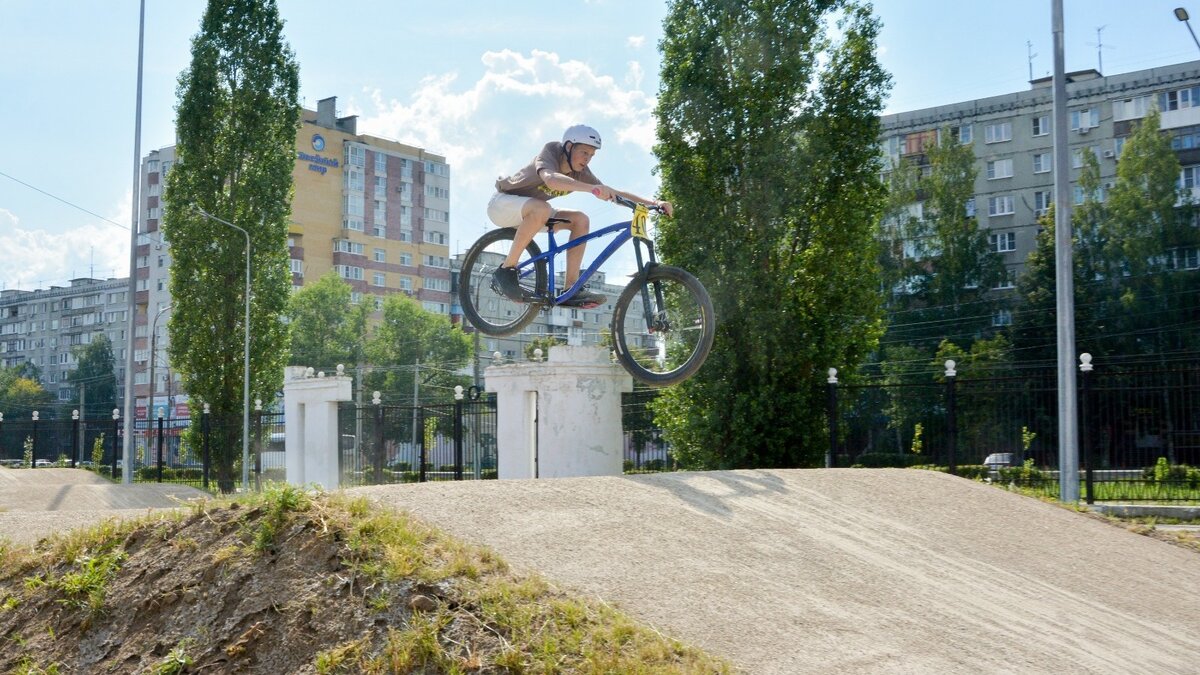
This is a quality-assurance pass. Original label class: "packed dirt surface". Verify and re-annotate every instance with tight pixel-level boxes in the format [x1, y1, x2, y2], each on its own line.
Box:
[352, 469, 1200, 674]
[0, 467, 1197, 673]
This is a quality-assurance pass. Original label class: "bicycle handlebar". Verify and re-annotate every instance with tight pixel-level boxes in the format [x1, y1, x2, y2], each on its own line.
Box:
[592, 188, 665, 214]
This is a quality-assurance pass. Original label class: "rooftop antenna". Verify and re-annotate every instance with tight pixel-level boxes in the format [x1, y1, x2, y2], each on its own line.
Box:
[1027, 40, 1038, 81]
[1086, 25, 1115, 74]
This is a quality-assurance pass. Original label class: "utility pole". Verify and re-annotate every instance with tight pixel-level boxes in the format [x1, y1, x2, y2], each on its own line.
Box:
[1052, 0, 1080, 503]
[1027, 40, 1038, 82]
[410, 359, 421, 451]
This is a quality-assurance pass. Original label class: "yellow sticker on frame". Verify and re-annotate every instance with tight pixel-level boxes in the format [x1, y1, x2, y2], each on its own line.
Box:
[631, 205, 650, 240]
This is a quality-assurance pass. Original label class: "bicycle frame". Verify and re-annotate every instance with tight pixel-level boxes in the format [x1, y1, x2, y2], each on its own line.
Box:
[514, 217, 658, 305]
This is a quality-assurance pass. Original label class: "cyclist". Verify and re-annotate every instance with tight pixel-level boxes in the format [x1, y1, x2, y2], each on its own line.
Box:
[487, 124, 673, 307]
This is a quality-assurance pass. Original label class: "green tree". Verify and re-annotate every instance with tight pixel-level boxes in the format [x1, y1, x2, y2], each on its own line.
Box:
[364, 295, 472, 405]
[286, 271, 369, 371]
[523, 335, 563, 361]
[163, 0, 299, 492]
[0, 368, 54, 418]
[653, 1, 889, 468]
[879, 128, 1005, 360]
[1096, 108, 1198, 358]
[66, 334, 116, 419]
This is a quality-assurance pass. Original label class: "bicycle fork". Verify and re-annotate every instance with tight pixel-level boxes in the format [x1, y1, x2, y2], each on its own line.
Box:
[633, 239, 666, 332]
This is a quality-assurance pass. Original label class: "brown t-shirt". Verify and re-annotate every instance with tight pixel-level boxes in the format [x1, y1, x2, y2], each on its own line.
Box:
[494, 141, 601, 201]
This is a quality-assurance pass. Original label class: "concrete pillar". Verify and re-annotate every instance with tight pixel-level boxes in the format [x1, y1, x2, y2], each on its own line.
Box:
[486, 345, 632, 479]
[283, 365, 353, 489]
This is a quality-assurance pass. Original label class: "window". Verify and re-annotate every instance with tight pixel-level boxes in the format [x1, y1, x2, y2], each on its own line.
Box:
[345, 194, 365, 217]
[423, 208, 448, 223]
[992, 269, 1017, 290]
[984, 122, 1012, 144]
[334, 239, 365, 255]
[1034, 190, 1052, 217]
[1179, 165, 1200, 189]
[347, 145, 366, 168]
[424, 278, 451, 292]
[343, 217, 364, 232]
[399, 205, 412, 226]
[374, 200, 386, 223]
[1170, 127, 1200, 151]
[422, 301, 449, 314]
[987, 196, 1014, 216]
[986, 159, 1013, 180]
[423, 161, 449, 177]
[424, 230, 447, 245]
[988, 230, 1017, 252]
[350, 292, 363, 304]
[952, 124, 972, 144]
[372, 272, 386, 287]
[1159, 86, 1200, 111]
[1113, 95, 1151, 121]
[1072, 147, 1098, 169]
[398, 277, 413, 291]
[991, 309, 1013, 327]
[290, 259, 304, 275]
[965, 198, 975, 218]
[373, 248, 386, 263]
[1032, 153, 1051, 174]
[1032, 115, 1050, 137]
[398, 253, 413, 267]
[373, 224, 386, 238]
[345, 168, 364, 192]
[336, 265, 364, 281]
[1070, 108, 1099, 131]
[425, 185, 449, 199]
[423, 255, 449, 269]
[374, 176, 387, 199]
[375, 152, 387, 175]
[1167, 247, 1200, 270]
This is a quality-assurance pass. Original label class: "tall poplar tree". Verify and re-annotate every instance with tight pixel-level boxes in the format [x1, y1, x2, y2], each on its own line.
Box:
[163, 0, 299, 491]
[653, 1, 890, 468]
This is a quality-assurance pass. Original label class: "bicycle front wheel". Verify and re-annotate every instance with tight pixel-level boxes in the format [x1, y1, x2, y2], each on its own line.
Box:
[612, 264, 715, 387]
[458, 227, 547, 337]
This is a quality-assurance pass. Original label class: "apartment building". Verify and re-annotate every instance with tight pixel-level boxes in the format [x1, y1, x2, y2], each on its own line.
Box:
[879, 60, 1200, 284]
[0, 277, 131, 407]
[131, 96, 453, 417]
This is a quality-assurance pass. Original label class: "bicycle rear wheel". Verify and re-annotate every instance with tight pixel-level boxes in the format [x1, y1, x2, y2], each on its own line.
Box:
[612, 264, 715, 387]
[458, 227, 547, 337]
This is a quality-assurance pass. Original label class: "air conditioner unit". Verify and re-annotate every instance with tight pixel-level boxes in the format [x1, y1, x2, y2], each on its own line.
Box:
[1103, 149, 1115, 158]
[1078, 126, 1090, 134]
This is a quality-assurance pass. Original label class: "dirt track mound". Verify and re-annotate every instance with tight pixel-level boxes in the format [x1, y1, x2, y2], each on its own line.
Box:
[352, 469, 1200, 674]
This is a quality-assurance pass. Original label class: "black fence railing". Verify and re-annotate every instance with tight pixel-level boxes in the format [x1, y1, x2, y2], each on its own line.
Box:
[622, 389, 674, 472]
[337, 395, 498, 485]
[829, 362, 1200, 503]
[0, 410, 285, 492]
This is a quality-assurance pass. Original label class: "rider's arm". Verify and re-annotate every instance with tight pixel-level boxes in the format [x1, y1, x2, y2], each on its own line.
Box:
[538, 169, 599, 195]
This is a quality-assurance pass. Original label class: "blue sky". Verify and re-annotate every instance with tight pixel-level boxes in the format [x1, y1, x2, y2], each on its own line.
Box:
[1, 0, 1198, 291]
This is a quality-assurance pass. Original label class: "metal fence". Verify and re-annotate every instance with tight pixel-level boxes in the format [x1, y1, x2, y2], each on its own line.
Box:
[829, 362, 1200, 502]
[337, 394, 498, 485]
[622, 388, 674, 472]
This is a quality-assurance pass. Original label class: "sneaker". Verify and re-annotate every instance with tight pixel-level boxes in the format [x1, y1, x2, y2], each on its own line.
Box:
[491, 265, 533, 302]
[561, 289, 607, 308]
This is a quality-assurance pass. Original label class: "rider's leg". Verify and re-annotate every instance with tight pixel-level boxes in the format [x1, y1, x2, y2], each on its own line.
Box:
[502, 199, 553, 269]
[552, 210, 590, 285]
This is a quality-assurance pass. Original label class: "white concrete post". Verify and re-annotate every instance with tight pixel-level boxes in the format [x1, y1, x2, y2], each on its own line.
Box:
[282, 365, 353, 489]
[485, 345, 633, 479]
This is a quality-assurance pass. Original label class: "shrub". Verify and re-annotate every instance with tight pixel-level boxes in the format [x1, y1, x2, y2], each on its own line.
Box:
[853, 453, 924, 468]
[999, 458, 1047, 485]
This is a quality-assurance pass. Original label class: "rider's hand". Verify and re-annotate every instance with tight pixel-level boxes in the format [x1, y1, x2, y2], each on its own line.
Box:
[590, 185, 615, 201]
[656, 200, 674, 217]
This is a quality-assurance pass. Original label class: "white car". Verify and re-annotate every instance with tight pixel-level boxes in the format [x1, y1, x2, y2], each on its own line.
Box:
[33, 459, 53, 468]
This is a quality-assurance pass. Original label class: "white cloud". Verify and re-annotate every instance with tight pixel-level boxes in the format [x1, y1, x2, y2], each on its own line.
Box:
[0, 207, 129, 291]
[350, 49, 660, 257]
[627, 35, 646, 49]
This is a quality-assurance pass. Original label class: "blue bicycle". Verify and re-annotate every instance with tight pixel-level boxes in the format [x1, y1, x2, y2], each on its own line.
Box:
[458, 195, 715, 386]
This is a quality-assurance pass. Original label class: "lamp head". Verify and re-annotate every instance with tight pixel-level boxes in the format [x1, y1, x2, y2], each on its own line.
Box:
[1177, 7, 1190, 21]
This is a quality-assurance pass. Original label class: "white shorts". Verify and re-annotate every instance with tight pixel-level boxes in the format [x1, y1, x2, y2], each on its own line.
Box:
[487, 192, 555, 228]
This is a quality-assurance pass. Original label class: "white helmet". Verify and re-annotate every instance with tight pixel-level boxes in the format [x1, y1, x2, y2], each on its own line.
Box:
[562, 124, 602, 149]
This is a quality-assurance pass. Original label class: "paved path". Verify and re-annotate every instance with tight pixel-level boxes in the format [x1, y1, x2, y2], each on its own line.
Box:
[0, 467, 207, 546]
[352, 469, 1200, 675]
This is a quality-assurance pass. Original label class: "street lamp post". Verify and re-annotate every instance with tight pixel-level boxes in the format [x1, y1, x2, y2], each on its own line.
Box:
[1177, 8, 1200, 53]
[148, 304, 172, 454]
[195, 207, 252, 491]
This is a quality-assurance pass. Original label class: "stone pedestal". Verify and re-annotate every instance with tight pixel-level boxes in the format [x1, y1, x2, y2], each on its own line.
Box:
[486, 346, 633, 479]
[282, 366, 353, 489]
